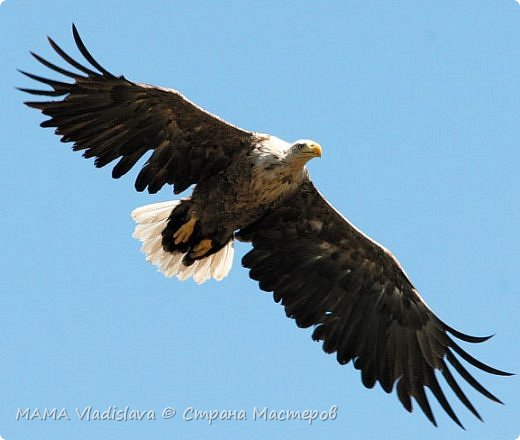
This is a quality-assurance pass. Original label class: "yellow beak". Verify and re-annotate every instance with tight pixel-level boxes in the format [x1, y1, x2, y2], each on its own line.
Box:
[310, 143, 322, 157]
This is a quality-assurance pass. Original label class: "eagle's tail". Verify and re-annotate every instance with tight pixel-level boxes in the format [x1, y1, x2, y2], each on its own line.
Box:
[131, 201, 234, 284]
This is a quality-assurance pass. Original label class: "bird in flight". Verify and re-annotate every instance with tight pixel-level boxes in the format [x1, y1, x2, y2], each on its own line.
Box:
[19, 24, 511, 428]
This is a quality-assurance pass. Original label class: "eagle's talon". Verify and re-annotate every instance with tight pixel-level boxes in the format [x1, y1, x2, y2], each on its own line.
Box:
[173, 215, 198, 244]
[190, 239, 213, 258]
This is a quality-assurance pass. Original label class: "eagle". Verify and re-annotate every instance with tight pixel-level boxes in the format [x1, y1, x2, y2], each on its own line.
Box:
[19, 25, 511, 428]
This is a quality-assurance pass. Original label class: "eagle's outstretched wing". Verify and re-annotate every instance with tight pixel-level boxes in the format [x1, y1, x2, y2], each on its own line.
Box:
[237, 180, 511, 428]
[19, 24, 254, 194]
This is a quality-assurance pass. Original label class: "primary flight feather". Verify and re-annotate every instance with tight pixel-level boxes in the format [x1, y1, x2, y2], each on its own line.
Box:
[20, 24, 511, 428]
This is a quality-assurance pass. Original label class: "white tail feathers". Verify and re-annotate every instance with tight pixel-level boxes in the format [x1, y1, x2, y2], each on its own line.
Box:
[131, 201, 234, 284]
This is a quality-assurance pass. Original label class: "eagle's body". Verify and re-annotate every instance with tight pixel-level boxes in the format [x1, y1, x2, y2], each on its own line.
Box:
[20, 25, 511, 428]
[191, 134, 308, 243]
[132, 133, 317, 282]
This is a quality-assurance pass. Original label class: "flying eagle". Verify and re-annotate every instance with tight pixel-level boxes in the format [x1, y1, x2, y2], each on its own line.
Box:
[20, 25, 511, 428]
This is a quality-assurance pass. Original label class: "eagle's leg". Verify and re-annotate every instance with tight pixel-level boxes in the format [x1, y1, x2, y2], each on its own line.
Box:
[161, 201, 229, 265]
[173, 214, 198, 244]
[190, 239, 213, 258]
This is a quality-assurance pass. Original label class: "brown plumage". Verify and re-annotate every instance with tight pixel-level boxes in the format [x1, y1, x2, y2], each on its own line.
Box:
[237, 181, 511, 427]
[19, 24, 512, 428]
[19, 25, 254, 195]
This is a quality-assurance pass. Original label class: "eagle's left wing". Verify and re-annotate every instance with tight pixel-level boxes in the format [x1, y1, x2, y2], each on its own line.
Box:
[237, 180, 511, 428]
[19, 25, 255, 194]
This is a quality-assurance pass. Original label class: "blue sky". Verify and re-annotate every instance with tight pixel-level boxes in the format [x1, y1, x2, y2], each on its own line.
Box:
[1, 1, 519, 439]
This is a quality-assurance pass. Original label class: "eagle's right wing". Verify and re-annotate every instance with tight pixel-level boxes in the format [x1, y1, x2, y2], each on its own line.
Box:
[19, 24, 255, 194]
[237, 179, 512, 428]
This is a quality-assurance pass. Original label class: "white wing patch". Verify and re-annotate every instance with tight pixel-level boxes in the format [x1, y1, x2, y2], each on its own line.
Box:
[131, 201, 234, 284]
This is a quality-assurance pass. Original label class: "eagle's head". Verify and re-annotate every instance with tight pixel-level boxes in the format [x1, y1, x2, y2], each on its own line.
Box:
[290, 140, 322, 163]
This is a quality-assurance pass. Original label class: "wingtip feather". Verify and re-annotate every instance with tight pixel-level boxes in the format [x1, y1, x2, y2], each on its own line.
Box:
[442, 321, 495, 343]
[71, 22, 114, 77]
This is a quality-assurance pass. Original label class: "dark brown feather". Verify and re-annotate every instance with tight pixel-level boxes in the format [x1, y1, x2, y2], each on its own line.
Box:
[237, 179, 511, 427]
[20, 25, 254, 194]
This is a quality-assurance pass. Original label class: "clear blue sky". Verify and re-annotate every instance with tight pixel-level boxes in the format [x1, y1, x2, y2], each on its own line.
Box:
[1, 1, 518, 439]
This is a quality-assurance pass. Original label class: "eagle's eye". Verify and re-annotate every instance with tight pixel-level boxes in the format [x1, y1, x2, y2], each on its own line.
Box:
[297, 144, 305, 151]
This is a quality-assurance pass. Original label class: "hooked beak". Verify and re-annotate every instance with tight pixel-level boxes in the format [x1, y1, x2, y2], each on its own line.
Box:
[309, 143, 322, 158]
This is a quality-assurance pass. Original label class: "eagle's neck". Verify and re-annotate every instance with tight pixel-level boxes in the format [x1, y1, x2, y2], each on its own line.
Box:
[249, 141, 307, 208]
